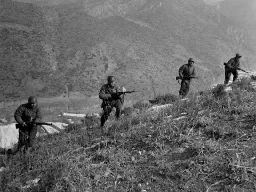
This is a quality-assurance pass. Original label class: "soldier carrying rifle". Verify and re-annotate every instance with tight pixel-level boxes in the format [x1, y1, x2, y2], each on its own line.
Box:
[99, 76, 135, 133]
[14, 96, 43, 153]
[224, 53, 243, 84]
[177, 58, 197, 98]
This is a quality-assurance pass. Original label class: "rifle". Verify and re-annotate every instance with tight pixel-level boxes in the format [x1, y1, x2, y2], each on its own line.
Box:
[176, 76, 198, 80]
[224, 63, 249, 73]
[117, 90, 136, 96]
[237, 68, 249, 73]
[16, 122, 53, 129]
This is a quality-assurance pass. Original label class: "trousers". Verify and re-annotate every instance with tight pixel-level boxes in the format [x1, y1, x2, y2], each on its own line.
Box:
[179, 80, 191, 98]
[17, 124, 38, 151]
[224, 67, 238, 84]
[100, 100, 122, 127]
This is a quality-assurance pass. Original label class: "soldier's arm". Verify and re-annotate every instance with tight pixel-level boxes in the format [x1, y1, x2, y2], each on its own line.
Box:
[115, 85, 123, 99]
[14, 105, 25, 125]
[236, 61, 240, 69]
[179, 65, 184, 79]
[99, 85, 111, 100]
[33, 107, 42, 123]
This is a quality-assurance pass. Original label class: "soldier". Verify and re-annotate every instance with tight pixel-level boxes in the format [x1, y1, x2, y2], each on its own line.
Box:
[99, 76, 123, 132]
[14, 96, 42, 152]
[178, 58, 196, 98]
[224, 53, 242, 84]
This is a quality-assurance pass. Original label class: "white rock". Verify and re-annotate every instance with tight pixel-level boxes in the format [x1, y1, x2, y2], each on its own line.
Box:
[0, 122, 68, 149]
[62, 113, 86, 118]
[173, 116, 187, 121]
[148, 104, 173, 112]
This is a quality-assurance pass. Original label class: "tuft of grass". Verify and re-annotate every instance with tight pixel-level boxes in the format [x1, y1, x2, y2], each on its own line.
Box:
[150, 93, 179, 105]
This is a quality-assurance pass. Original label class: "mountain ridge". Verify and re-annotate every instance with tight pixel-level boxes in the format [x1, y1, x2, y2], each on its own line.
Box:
[0, 0, 255, 102]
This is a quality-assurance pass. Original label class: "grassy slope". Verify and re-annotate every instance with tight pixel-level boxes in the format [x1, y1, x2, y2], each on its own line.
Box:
[1, 78, 256, 191]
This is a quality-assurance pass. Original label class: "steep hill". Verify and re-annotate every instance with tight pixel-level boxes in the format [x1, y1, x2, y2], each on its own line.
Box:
[1, 77, 256, 191]
[1, 0, 256, 102]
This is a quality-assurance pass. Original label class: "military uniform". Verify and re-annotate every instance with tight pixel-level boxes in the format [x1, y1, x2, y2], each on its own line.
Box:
[14, 103, 42, 151]
[224, 57, 240, 84]
[99, 84, 123, 127]
[178, 63, 196, 98]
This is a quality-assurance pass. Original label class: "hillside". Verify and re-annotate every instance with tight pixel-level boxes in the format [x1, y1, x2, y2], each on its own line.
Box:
[1, 76, 256, 191]
[1, 0, 256, 102]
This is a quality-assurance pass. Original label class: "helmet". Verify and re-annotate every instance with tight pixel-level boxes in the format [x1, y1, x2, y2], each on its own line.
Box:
[188, 58, 194, 63]
[107, 76, 115, 83]
[235, 53, 242, 58]
[28, 96, 37, 104]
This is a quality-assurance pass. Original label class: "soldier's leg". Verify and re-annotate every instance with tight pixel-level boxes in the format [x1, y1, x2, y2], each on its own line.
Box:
[179, 80, 186, 98]
[28, 125, 38, 148]
[115, 100, 122, 120]
[183, 81, 190, 97]
[232, 70, 238, 82]
[100, 106, 112, 127]
[224, 68, 231, 84]
[17, 127, 28, 152]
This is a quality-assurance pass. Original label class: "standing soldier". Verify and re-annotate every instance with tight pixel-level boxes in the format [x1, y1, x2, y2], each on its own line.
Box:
[224, 53, 242, 84]
[99, 76, 123, 133]
[178, 58, 196, 98]
[14, 96, 42, 152]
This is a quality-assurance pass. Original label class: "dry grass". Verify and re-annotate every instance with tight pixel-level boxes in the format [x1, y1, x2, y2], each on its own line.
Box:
[1, 80, 256, 191]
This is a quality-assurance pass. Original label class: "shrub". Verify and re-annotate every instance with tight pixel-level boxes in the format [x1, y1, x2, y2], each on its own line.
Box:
[133, 101, 151, 111]
[212, 84, 227, 99]
[231, 78, 255, 92]
[251, 75, 256, 81]
[151, 93, 179, 105]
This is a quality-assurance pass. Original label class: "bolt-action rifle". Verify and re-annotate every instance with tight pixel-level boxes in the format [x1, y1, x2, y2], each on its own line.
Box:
[117, 90, 136, 96]
[176, 76, 198, 80]
[16, 122, 53, 129]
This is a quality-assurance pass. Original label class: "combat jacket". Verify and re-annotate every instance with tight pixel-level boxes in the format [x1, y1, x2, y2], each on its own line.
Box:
[225, 57, 240, 69]
[14, 104, 42, 125]
[99, 84, 122, 107]
[179, 64, 196, 80]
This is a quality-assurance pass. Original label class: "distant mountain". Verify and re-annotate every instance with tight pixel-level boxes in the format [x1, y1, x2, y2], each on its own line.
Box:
[219, 0, 256, 43]
[1, 0, 255, 102]
[204, 0, 256, 52]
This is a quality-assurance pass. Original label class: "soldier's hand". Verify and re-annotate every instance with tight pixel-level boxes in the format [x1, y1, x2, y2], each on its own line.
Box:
[22, 122, 27, 127]
[111, 92, 120, 99]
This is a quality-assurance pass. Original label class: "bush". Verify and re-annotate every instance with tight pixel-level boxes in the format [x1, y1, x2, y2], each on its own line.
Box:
[133, 101, 151, 111]
[151, 93, 179, 105]
[212, 84, 227, 99]
[231, 78, 255, 92]
[251, 75, 256, 81]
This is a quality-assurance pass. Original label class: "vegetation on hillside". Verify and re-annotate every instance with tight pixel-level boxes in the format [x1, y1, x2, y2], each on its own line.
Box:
[1, 78, 256, 191]
[1, 0, 256, 101]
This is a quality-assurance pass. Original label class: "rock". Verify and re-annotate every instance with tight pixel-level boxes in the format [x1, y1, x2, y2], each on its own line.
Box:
[21, 178, 40, 189]
[198, 116, 213, 126]
[0, 122, 67, 149]
[147, 104, 173, 112]
[173, 116, 187, 121]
